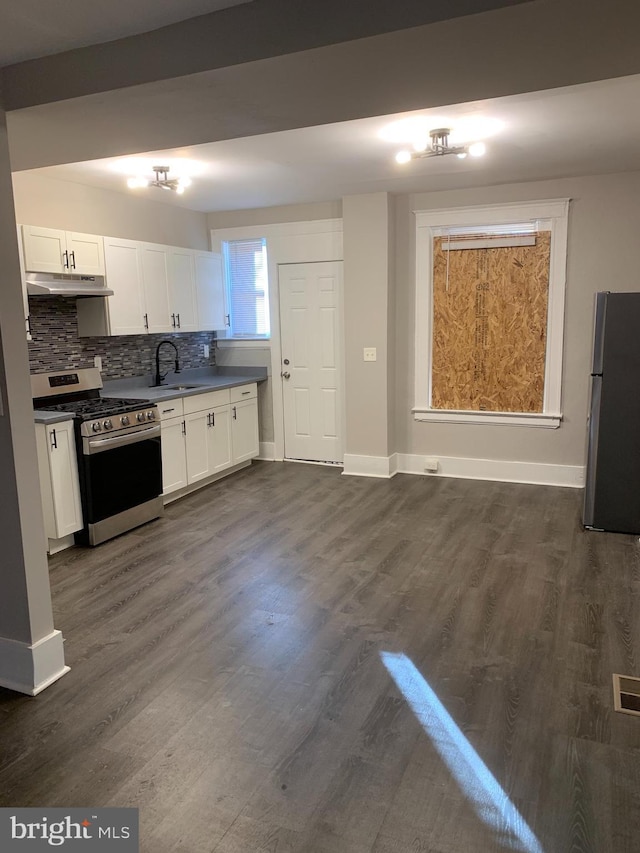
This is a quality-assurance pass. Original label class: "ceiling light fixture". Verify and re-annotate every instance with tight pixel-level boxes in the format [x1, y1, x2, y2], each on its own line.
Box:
[126, 165, 192, 195]
[395, 128, 487, 165]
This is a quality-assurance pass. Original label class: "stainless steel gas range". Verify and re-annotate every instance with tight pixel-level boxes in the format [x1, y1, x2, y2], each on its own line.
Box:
[32, 368, 163, 546]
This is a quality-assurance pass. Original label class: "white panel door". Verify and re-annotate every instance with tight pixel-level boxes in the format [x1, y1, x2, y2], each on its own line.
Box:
[169, 250, 198, 332]
[103, 238, 147, 335]
[279, 261, 343, 463]
[140, 244, 172, 333]
[194, 252, 226, 330]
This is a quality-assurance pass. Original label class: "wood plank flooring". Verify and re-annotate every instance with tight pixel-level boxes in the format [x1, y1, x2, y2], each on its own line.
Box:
[1, 461, 640, 852]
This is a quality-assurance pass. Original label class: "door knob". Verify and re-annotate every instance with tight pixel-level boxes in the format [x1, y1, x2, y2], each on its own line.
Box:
[281, 371, 291, 379]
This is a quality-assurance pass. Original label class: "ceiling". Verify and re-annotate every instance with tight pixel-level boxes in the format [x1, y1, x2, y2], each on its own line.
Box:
[22, 74, 640, 214]
[0, 0, 251, 65]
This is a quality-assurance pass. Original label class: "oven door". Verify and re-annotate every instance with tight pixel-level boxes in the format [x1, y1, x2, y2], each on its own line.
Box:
[81, 425, 162, 525]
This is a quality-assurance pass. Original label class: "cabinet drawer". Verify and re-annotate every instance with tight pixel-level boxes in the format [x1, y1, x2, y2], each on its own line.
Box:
[230, 383, 257, 403]
[183, 388, 230, 414]
[157, 398, 184, 420]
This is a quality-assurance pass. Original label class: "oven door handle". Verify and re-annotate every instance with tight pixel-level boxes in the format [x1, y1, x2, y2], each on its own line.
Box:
[85, 424, 161, 455]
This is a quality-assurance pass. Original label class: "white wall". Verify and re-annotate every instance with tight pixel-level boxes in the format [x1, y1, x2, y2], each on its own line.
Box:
[207, 201, 342, 230]
[395, 171, 640, 470]
[12, 171, 209, 249]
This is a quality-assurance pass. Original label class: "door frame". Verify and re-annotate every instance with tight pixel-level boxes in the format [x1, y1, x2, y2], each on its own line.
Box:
[210, 219, 344, 462]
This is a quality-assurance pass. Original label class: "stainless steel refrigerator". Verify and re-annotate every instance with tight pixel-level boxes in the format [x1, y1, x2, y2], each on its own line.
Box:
[584, 291, 640, 533]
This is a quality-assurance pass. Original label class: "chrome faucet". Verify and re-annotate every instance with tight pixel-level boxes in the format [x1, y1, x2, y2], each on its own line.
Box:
[153, 340, 181, 387]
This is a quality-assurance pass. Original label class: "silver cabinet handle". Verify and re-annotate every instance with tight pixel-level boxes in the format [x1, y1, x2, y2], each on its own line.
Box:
[182, 420, 186, 435]
[62, 251, 69, 269]
[161, 407, 175, 414]
[171, 313, 176, 328]
[144, 313, 149, 329]
[176, 313, 181, 329]
[70, 251, 76, 269]
[211, 411, 215, 427]
[241, 391, 251, 396]
[207, 413, 211, 427]
[232, 406, 237, 420]
[50, 428, 57, 449]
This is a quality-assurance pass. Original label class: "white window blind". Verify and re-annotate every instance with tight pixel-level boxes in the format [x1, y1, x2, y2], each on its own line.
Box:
[223, 237, 270, 338]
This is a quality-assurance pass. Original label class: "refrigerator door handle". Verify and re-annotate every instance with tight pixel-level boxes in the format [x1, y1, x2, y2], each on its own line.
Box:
[583, 374, 603, 527]
[591, 292, 608, 375]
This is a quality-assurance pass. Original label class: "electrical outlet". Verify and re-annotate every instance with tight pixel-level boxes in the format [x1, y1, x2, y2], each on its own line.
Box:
[93, 355, 102, 371]
[424, 458, 439, 473]
[203, 344, 210, 358]
[363, 347, 377, 362]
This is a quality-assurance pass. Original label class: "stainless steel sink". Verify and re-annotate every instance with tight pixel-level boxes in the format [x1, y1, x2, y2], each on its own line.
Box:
[162, 384, 203, 391]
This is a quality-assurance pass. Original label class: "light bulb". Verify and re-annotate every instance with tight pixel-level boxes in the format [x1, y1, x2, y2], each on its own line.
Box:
[412, 139, 428, 153]
[469, 142, 486, 158]
[457, 152, 468, 160]
[395, 150, 412, 165]
[178, 176, 192, 189]
[175, 185, 185, 195]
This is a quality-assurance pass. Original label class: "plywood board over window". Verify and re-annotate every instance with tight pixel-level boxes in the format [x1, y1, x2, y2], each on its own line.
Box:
[431, 232, 551, 413]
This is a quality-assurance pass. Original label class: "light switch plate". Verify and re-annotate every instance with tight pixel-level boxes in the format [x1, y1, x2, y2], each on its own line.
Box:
[93, 355, 102, 371]
[363, 347, 377, 362]
[203, 344, 210, 358]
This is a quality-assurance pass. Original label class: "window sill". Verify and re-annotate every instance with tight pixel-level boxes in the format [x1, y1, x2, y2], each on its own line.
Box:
[412, 408, 562, 428]
[217, 339, 271, 348]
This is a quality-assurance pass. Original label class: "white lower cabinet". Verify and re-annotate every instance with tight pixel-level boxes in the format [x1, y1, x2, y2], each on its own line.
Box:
[161, 416, 188, 494]
[231, 398, 259, 464]
[35, 420, 83, 548]
[160, 384, 258, 498]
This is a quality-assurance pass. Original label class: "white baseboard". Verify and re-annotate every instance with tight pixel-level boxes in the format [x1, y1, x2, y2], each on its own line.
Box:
[342, 453, 396, 479]
[0, 630, 69, 696]
[395, 453, 585, 488]
[258, 441, 276, 461]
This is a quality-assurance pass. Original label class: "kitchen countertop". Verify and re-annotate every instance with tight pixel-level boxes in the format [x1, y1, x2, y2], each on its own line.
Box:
[33, 411, 77, 425]
[101, 366, 268, 403]
[33, 367, 268, 423]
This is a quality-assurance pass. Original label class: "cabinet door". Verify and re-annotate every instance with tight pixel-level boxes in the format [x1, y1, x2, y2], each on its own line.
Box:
[22, 225, 66, 273]
[16, 225, 31, 340]
[140, 244, 172, 334]
[66, 232, 105, 276]
[185, 411, 210, 484]
[208, 405, 233, 474]
[194, 252, 226, 330]
[169, 250, 198, 332]
[47, 422, 83, 538]
[161, 416, 188, 495]
[104, 238, 147, 335]
[231, 398, 259, 464]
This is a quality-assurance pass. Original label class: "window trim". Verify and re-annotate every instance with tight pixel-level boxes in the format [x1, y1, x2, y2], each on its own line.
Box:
[413, 199, 570, 428]
[221, 236, 271, 341]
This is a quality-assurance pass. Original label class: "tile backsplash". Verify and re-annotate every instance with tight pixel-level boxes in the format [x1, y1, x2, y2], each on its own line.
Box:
[28, 297, 216, 380]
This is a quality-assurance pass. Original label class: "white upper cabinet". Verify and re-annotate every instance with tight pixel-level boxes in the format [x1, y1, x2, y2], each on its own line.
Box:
[22, 225, 104, 276]
[16, 225, 31, 340]
[194, 252, 227, 331]
[102, 237, 147, 335]
[140, 243, 172, 334]
[168, 249, 198, 332]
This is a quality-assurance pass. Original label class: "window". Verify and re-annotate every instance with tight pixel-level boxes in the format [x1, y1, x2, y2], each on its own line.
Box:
[222, 237, 270, 338]
[414, 200, 569, 428]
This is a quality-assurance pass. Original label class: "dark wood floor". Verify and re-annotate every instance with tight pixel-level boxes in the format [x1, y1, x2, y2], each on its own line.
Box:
[1, 462, 640, 852]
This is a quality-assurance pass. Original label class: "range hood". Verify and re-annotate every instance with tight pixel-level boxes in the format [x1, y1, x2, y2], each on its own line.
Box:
[26, 272, 114, 297]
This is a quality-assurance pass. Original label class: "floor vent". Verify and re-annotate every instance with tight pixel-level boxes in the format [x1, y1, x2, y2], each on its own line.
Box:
[613, 674, 640, 716]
